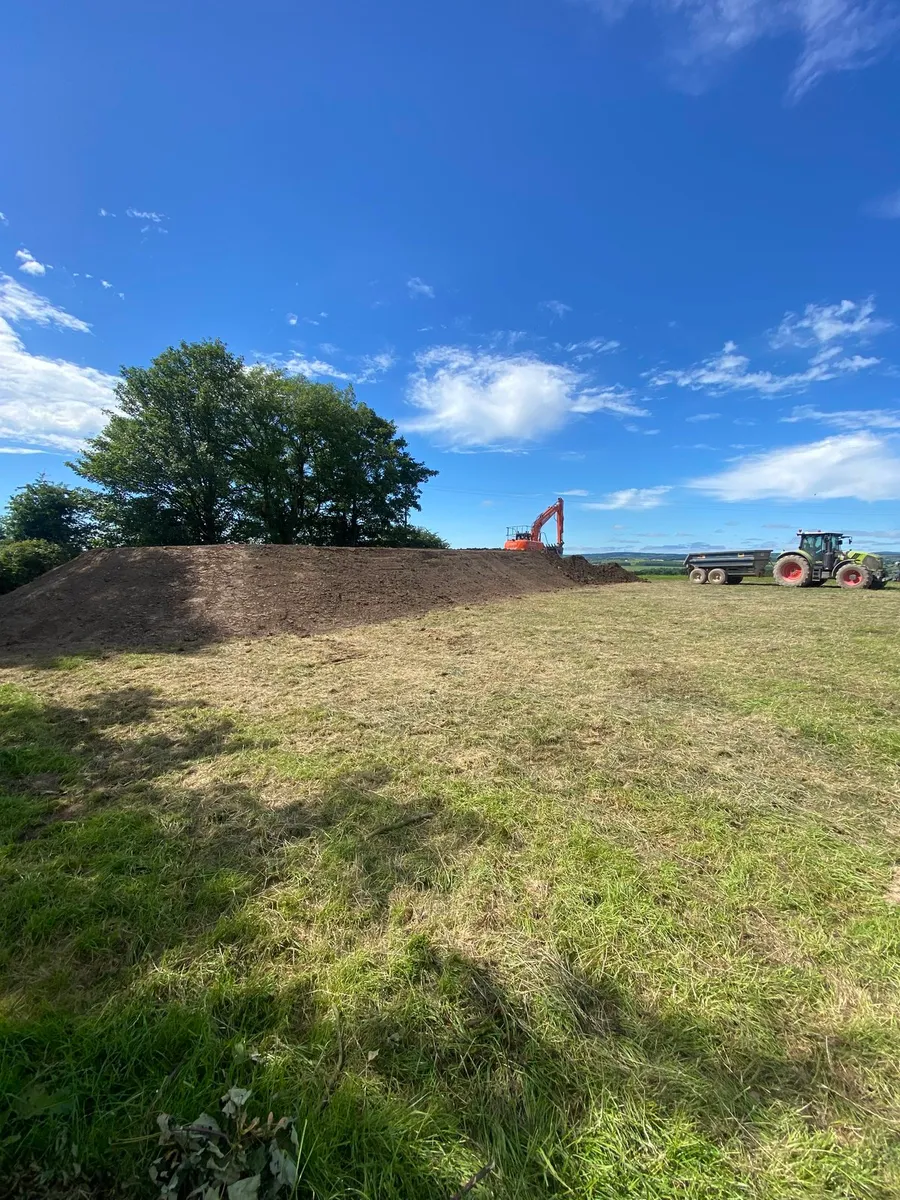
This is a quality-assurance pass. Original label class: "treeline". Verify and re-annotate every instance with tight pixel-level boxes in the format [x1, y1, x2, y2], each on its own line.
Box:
[0, 340, 446, 594]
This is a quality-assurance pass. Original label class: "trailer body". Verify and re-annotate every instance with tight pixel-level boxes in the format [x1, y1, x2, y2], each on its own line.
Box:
[683, 549, 772, 584]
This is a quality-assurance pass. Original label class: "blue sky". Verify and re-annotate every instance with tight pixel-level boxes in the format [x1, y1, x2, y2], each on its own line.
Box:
[2, 0, 900, 553]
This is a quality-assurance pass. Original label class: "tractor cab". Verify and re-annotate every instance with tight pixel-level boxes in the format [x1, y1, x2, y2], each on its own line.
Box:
[797, 531, 845, 574]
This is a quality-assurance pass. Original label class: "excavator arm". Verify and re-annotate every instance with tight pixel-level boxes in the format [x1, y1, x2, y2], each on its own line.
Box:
[530, 498, 564, 553]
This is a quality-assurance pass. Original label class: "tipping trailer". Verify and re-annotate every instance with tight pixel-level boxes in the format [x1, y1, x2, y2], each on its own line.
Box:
[683, 549, 772, 585]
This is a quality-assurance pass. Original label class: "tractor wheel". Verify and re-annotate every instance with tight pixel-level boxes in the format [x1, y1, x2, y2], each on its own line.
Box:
[773, 554, 811, 587]
[835, 562, 871, 589]
[708, 568, 728, 585]
[689, 568, 708, 584]
[726, 575, 743, 584]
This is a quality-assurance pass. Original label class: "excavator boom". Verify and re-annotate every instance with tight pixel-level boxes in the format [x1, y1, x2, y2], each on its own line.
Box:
[504, 497, 564, 553]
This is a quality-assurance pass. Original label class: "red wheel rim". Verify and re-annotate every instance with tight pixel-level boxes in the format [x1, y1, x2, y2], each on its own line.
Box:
[781, 562, 803, 581]
[844, 569, 862, 586]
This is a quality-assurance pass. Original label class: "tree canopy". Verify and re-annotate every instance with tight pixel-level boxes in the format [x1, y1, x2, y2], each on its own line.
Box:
[0, 477, 96, 551]
[73, 339, 440, 547]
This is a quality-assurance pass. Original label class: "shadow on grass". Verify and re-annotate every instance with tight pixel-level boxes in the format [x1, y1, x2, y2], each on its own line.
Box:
[0, 683, 891, 1198]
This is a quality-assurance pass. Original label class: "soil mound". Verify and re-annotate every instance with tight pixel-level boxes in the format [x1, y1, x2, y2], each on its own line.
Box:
[0, 546, 637, 658]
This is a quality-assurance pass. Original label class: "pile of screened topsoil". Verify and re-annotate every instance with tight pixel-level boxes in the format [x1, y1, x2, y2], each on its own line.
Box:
[0, 546, 638, 657]
[554, 557, 639, 585]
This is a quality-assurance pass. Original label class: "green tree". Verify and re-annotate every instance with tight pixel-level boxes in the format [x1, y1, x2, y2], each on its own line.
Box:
[75, 344, 439, 548]
[0, 476, 96, 550]
[74, 340, 249, 544]
[0, 539, 71, 594]
[373, 524, 449, 549]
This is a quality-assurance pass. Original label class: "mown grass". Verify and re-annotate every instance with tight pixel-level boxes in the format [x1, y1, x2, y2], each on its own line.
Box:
[1, 580, 899, 1198]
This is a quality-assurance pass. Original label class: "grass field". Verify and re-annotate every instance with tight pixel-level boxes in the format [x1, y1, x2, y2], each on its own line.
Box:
[1, 580, 899, 1198]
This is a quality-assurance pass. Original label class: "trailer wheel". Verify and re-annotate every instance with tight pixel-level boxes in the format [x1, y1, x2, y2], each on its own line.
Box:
[835, 562, 871, 589]
[707, 568, 728, 585]
[773, 554, 810, 587]
[689, 568, 708, 584]
[726, 575, 743, 584]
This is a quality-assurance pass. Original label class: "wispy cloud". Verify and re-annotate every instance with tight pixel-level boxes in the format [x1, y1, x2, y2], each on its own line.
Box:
[405, 347, 648, 448]
[540, 300, 571, 319]
[283, 355, 354, 383]
[771, 297, 890, 347]
[101, 280, 112, 289]
[651, 298, 888, 397]
[98, 208, 115, 217]
[583, 486, 671, 510]
[651, 341, 879, 395]
[0, 274, 89, 332]
[690, 433, 900, 501]
[126, 207, 166, 222]
[577, 0, 900, 99]
[407, 277, 435, 299]
[357, 350, 396, 384]
[560, 488, 590, 496]
[0, 213, 8, 225]
[781, 403, 900, 430]
[286, 313, 298, 326]
[15, 248, 50, 277]
[0, 446, 48, 454]
[0, 274, 117, 451]
[685, 411, 721, 422]
[866, 188, 900, 219]
[565, 336, 620, 359]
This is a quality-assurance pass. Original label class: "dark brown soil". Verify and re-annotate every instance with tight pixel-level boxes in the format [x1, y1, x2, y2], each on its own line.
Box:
[0, 546, 637, 658]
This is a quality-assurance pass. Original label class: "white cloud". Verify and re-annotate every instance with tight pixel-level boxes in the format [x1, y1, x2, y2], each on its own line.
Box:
[15, 248, 49, 277]
[560, 488, 590, 496]
[690, 433, 900, 501]
[407, 277, 435, 299]
[101, 280, 112, 289]
[771, 297, 890, 347]
[0, 213, 7, 225]
[652, 340, 880, 396]
[126, 208, 166, 222]
[0, 274, 117, 451]
[867, 189, 900, 219]
[0, 446, 48, 454]
[286, 313, 298, 326]
[98, 208, 115, 217]
[686, 411, 720, 422]
[781, 403, 900, 430]
[565, 336, 620, 359]
[0, 274, 89, 332]
[540, 300, 571, 319]
[583, 486, 671, 510]
[357, 350, 396, 384]
[405, 347, 648, 447]
[283, 355, 354, 383]
[319, 342, 340, 355]
[579, 0, 900, 99]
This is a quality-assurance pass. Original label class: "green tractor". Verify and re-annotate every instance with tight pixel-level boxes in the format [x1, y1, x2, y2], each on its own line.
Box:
[773, 531, 886, 590]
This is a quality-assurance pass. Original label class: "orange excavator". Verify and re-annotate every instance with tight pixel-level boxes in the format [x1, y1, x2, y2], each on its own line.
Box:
[504, 497, 564, 553]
